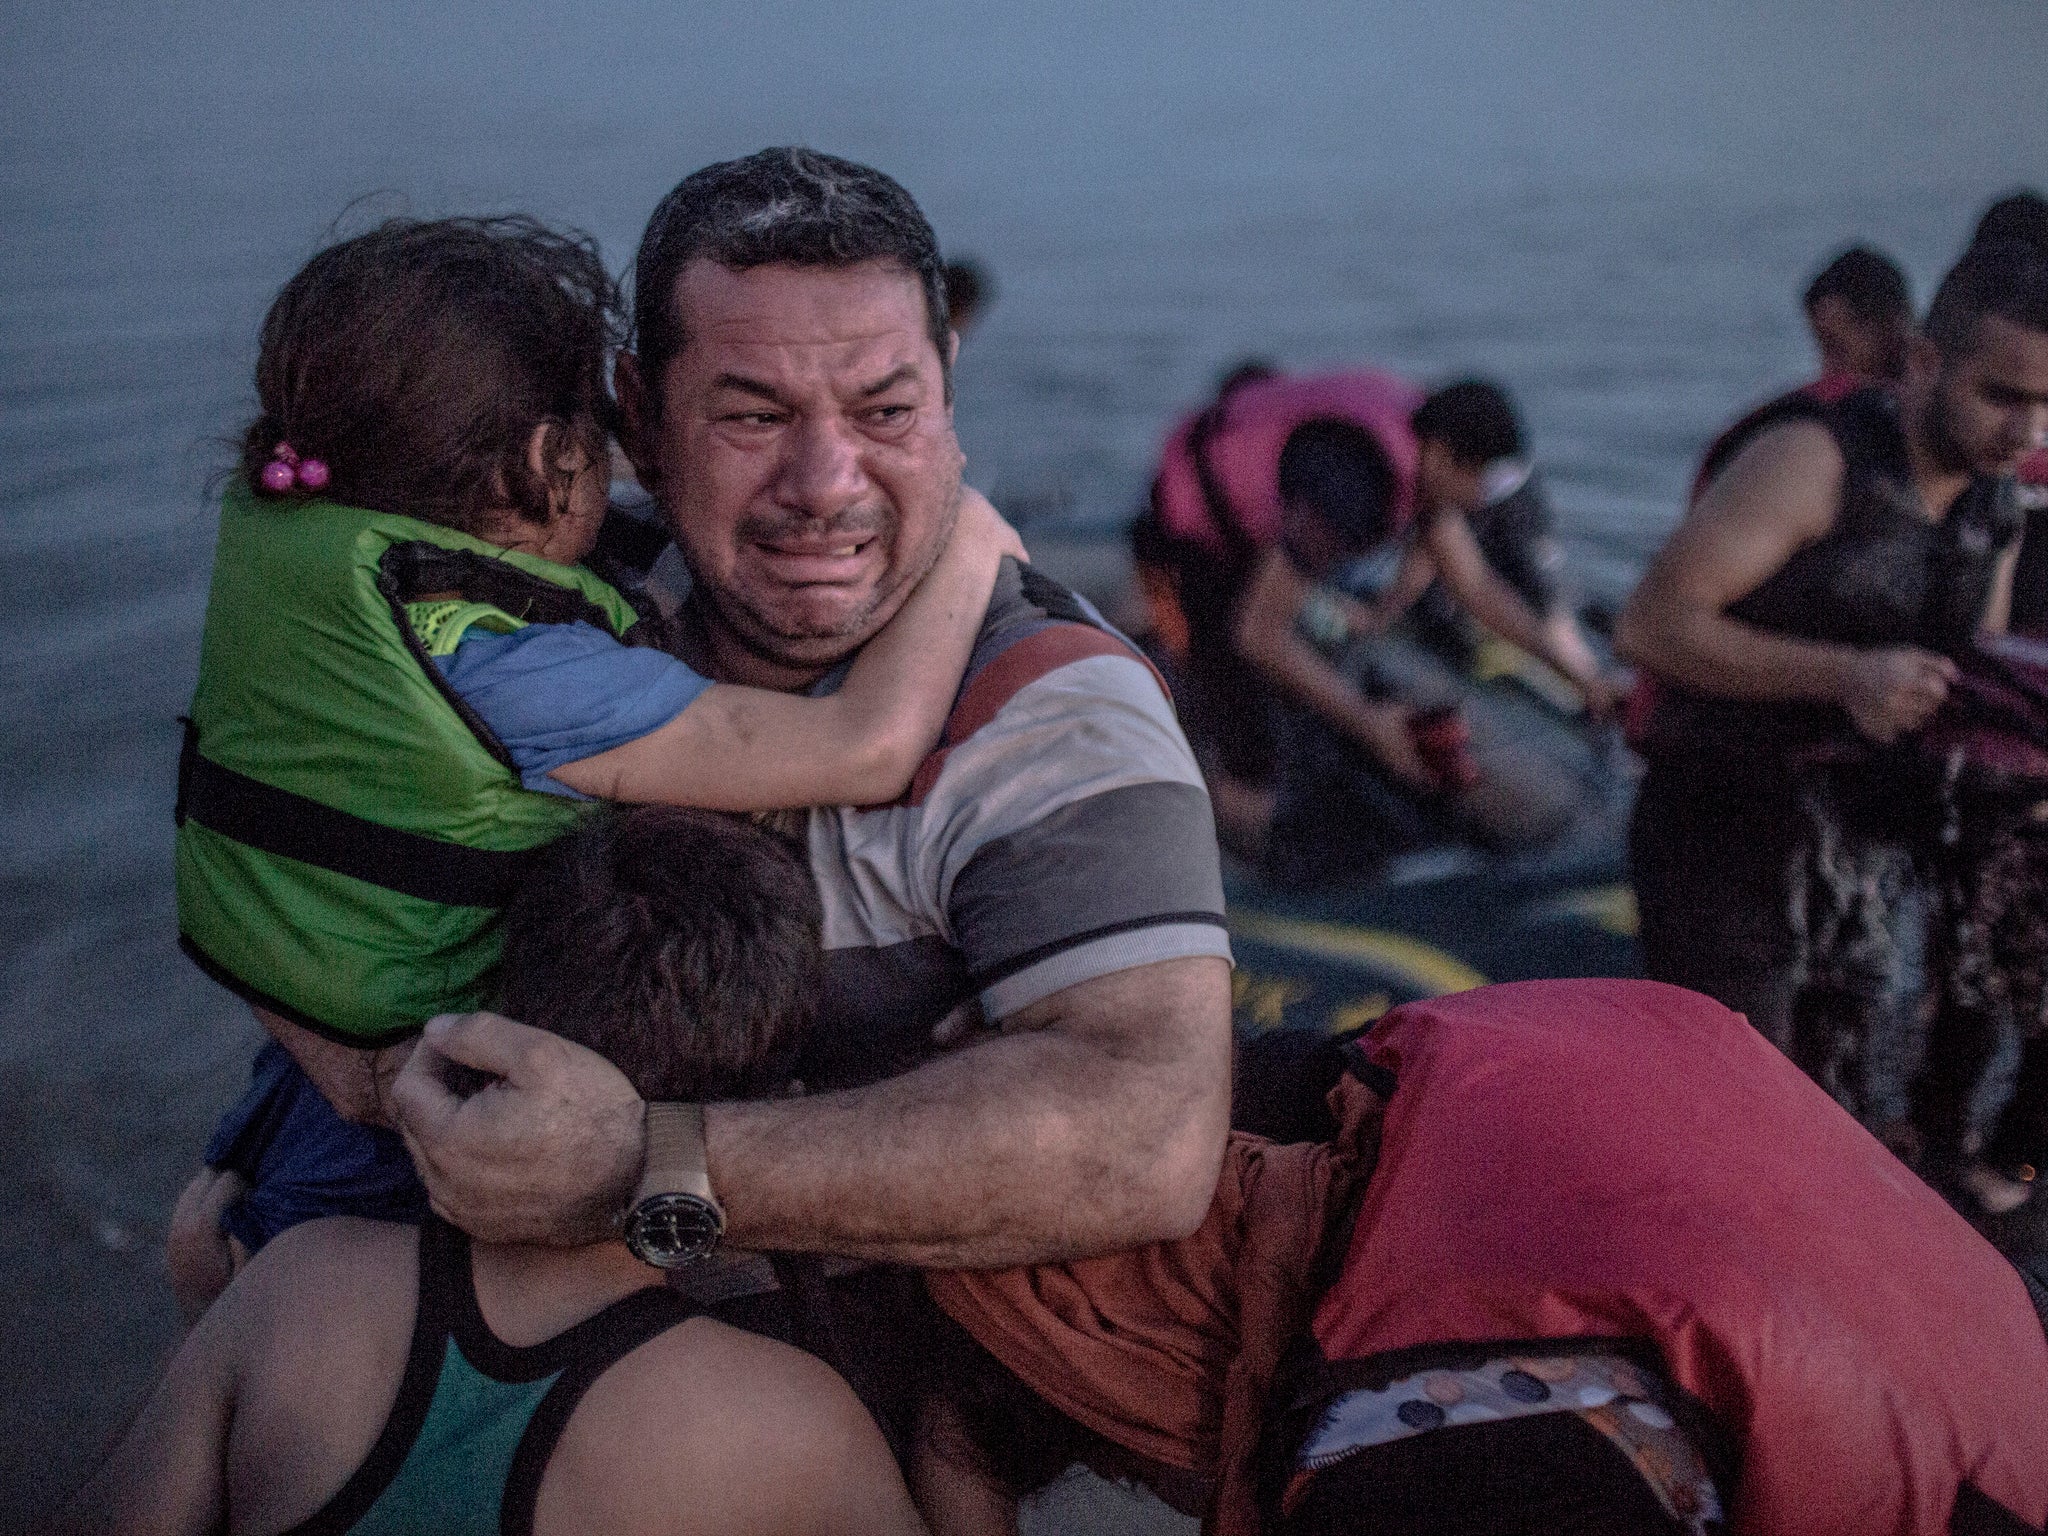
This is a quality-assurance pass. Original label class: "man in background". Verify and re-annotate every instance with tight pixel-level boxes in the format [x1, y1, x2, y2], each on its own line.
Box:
[1619, 241, 2047, 1136]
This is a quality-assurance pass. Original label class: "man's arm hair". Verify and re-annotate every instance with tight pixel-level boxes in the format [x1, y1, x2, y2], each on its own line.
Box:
[58, 1288, 238, 1535]
[1616, 419, 1859, 702]
[706, 955, 1231, 1267]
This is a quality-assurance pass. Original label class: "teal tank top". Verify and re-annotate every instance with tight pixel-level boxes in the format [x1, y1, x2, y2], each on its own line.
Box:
[287, 1217, 696, 1536]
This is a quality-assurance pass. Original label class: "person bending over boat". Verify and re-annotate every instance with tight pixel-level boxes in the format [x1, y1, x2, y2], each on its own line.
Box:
[1618, 240, 2048, 1141]
[911, 979, 2048, 1536]
[382, 150, 1233, 1434]
[166, 214, 1018, 1316]
[1350, 378, 1608, 705]
[1131, 365, 1613, 872]
[71, 807, 925, 1536]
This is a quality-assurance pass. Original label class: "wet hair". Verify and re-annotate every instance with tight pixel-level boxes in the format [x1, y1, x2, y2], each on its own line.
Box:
[1924, 238, 2048, 358]
[1972, 190, 2048, 257]
[633, 147, 950, 409]
[496, 806, 821, 1103]
[240, 216, 621, 535]
[1411, 379, 1525, 467]
[1276, 417, 1397, 549]
[942, 258, 992, 325]
[1802, 245, 1913, 327]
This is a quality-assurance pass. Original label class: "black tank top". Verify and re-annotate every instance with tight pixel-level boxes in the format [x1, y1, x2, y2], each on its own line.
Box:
[1647, 389, 2021, 766]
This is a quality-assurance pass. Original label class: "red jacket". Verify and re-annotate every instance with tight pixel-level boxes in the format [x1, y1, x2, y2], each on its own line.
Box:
[1305, 979, 2048, 1536]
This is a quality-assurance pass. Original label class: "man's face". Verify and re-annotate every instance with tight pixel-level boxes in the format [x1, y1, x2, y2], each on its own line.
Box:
[625, 259, 962, 675]
[1806, 294, 1902, 380]
[1912, 314, 2048, 477]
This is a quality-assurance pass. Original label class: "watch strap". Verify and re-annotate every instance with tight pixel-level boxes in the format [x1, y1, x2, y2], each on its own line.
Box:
[637, 1101, 717, 1208]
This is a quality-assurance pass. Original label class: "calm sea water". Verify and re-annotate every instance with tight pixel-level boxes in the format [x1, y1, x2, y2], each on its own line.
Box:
[3, 0, 2045, 1517]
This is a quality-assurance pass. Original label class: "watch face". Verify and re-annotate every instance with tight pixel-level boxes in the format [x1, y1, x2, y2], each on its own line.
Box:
[624, 1192, 725, 1269]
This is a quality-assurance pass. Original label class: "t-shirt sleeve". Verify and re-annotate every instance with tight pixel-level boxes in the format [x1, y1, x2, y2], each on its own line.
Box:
[431, 621, 714, 797]
[920, 634, 1232, 1020]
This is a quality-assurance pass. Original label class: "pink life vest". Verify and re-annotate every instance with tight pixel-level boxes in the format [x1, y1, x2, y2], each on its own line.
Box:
[1152, 370, 1422, 560]
[1299, 979, 2048, 1536]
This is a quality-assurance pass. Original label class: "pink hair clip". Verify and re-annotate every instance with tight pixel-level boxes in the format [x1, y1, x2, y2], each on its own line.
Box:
[260, 441, 330, 494]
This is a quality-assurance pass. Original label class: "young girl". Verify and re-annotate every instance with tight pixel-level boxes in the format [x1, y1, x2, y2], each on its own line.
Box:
[168, 215, 1015, 1313]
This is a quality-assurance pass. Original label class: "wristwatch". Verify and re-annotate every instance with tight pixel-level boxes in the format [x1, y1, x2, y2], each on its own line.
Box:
[621, 1102, 725, 1268]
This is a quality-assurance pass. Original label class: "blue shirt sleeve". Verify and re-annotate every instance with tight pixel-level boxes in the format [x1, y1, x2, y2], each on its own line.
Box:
[431, 621, 715, 798]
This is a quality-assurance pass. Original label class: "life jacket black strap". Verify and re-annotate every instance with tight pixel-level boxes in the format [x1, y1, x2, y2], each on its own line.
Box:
[177, 717, 545, 908]
[377, 541, 646, 637]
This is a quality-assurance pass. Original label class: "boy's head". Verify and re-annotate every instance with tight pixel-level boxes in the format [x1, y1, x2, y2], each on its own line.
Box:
[498, 806, 821, 1102]
[1410, 379, 1525, 518]
[1275, 417, 1399, 575]
[1802, 245, 1913, 381]
[243, 215, 621, 538]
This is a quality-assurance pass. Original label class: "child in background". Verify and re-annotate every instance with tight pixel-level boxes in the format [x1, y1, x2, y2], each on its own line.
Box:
[168, 216, 1015, 1315]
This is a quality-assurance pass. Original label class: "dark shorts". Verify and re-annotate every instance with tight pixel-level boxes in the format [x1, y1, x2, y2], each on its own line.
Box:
[204, 1041, 427, 1252]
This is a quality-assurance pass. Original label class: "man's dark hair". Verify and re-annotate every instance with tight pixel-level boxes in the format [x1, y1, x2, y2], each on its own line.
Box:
[1972, 190, 2048, 257]
[497, 806, 821, 1103]
[1277, 417, 1397, 549]
[1925, 239, 2048, 358]
[633, 147, 950, 408]
[1802, 245, 1913, 325]
[942, 258, 992, 324]
[1411, 379, 1525, 467]
[241, 216, 621, 535]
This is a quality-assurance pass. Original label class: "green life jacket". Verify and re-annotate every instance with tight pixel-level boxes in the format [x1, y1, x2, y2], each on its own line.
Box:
[175, 481, 646, 1045]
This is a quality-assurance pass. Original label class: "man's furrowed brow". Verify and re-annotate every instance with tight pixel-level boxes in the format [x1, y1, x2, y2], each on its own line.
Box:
[856, 365, 920, 399]
[710, 372, 788, 405]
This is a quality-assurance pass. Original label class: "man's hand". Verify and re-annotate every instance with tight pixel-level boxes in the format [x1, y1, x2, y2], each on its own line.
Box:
[391, 1012, 645, 1246]
[1839, 646, 1957, 743]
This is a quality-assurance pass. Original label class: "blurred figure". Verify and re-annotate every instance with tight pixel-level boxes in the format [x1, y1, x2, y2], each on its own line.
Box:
[1951, 188, 2048, 1214]
[1618, 241, 2048, 1145]
[1130, 367, 1609, 875]
[1804, 246, 1914, 385]
[1691, 246, 1913, 499]
[1363, 380, 1609, 706]
[1977, 190, 2048, 637]
[942, 257, 994, 336]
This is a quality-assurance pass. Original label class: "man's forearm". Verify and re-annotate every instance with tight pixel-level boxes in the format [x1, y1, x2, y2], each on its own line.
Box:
[703, 957, 1231, 1267]
[1619, 605, 1851, 705]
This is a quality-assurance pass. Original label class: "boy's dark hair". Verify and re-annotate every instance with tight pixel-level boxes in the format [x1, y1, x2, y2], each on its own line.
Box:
[1277, 418, 1397, 550]
[497, 806, 821, 1103]
[1925, 239, 2048, 359]
[1972, 190, 2048, 257]
[633, 147, 950, 409]
[1411, 378, 1524, 468]
[942, 258, 992, 322]
[1802, 245, 1913, 325]
[241, 216, 621, 535]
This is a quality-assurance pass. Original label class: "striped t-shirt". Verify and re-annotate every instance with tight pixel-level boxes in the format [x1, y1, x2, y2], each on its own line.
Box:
[649, 552, 1231, 1088]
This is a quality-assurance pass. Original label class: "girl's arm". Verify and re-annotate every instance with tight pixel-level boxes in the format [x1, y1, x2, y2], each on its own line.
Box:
[552, 490, 1020, 810]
